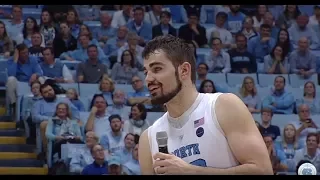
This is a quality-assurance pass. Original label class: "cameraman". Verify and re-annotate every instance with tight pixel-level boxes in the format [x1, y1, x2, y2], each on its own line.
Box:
[45, 102, 83, 160]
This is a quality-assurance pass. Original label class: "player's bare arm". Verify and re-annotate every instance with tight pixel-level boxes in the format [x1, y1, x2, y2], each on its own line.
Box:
[138, 129, 155, 175]
[188, 93, 273, 175]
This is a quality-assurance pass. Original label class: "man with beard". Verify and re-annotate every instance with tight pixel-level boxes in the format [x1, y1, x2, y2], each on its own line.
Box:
[100, 114, 126, 155]
[32, 83, 80, 156]
[138, 35, 273, 175]
[227, 5, 246, 35]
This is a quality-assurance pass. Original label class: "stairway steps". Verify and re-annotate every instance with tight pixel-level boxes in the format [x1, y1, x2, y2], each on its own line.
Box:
[0, 166, 48, 175]
[0, 152, 37, 159]
[0, 122, 15, 129]
[0, 144, 35, 153]
[0, 137, 26, 144]
[0, 159, 43, 167]
[0, 129, 24, 137]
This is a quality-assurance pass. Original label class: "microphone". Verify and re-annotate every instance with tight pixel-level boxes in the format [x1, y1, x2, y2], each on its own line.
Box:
[156, 131, 169, 154]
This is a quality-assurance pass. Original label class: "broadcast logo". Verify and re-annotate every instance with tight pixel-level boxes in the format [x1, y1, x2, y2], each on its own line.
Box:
[298, 163, 317, 175]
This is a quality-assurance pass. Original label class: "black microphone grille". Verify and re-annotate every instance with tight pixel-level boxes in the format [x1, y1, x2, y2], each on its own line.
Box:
[156, 131, 168, 147]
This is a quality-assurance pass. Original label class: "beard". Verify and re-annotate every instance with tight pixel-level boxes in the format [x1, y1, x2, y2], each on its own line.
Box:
[43, 94, 56, 102]
[150, 71, 182, 105]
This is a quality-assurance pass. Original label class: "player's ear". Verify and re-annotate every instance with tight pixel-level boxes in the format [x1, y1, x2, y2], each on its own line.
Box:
[180, 62, 191, 80]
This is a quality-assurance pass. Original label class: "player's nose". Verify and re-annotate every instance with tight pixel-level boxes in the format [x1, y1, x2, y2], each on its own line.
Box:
[145, 72, 155, 83]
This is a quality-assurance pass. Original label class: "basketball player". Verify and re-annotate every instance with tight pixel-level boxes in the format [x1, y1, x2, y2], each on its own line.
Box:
[138, 35, 273, 175]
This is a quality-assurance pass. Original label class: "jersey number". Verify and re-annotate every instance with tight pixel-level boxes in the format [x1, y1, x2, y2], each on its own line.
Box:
[190, 159, 207, 167]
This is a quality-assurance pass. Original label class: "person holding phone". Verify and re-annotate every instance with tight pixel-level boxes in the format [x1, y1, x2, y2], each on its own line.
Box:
[293, 104, 319, 146]
[6, 43, 43, 120]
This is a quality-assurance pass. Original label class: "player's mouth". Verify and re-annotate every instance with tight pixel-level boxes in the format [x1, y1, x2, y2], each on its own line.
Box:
[149, 86, 160, 93]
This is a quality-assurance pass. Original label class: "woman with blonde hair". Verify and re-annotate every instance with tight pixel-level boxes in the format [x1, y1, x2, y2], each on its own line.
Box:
[90, 75, 115, 106]
[239, 76, 261, 113]
[45, 102, 83, 160]
[275, 123, 303, 172]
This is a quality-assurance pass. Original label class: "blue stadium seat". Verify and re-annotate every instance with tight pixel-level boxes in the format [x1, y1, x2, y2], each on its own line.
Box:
[61, 143, 85, 164]
[227, 73, 258, 87]
[205, 8, 214, 24]
[206, 73, 227, 86]
[227, 87, 240, 96]
[79, 111, 90, 132]
[83, 21, 101, 30]
[115, 84, 134, 93]
[79, 96, 89, 111]
[22, 8, 41, 19]
[79, 83, 99, 98]
[257, 63, 264, 73]
[257, 74, 289, 87]
[257, 87, 272, 100]
[289, 74, 318, 88]
[254, 114, 299, 134]
[100, 10, 116, 17]
[59, 83, 79, 92]
[291, 88, 303, 100]
[196, 48, 211, 59]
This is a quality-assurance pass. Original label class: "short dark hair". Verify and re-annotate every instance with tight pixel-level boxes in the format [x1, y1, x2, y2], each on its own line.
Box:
[108, 114, 122, 123]
[260, 23, 271, 30]
[307, 132, 319, 144]
[16, 43, 28, 51]
[274, 75, 286, 85]
[40, 83, 51, 94]
[235, 33, 247, 42]
[88, 44, 98, 50]
[142, 35, 196, 83]
[211, 37, 222, 44]
[89, 94, 106, 109]
[160, 11, 171, 18]
[197, 63, 208, 71]
[42, 47, 54, 55]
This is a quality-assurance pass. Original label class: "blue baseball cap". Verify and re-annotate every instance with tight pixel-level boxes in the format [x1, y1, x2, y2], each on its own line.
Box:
[108, 155, 121, 166]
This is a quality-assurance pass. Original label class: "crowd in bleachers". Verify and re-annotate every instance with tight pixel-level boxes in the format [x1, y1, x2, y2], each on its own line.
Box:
[0, 4, 320, 175]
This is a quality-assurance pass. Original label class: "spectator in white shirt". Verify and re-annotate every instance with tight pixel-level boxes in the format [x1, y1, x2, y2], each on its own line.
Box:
[111, 5, 133, 28]
[253, 5, 268, 32]
[206, 12, 233, 50]
[204, 37, 231, 73]
[308, 5, 320, 26]
[117, 32, 144, 68]
[39, 47, 74, 83]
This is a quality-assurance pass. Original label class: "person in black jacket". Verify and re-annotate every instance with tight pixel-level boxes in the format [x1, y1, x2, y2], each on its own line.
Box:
[178, 12, 207, 48]
[52, 21, 77, 58]
[228, 33, 256, 73]
[152, 11, 177, 39]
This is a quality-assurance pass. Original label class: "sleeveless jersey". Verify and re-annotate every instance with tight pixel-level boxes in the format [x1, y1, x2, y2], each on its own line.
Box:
[148, 93, 239, 168]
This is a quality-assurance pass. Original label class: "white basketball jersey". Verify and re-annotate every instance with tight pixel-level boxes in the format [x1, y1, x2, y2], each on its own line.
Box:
[148, 93, 239, 168]
[107, 131, 126, 154]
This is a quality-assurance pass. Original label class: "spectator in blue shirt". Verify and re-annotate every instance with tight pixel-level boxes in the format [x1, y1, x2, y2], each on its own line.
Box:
[69, 131, 99, 174]
[6, 5, 24, 44]
[32, 84, 80, 154]
[122, 143, 141, 175]
[103, 26, 128, 60]
[60, 35, 108, 64]
[239, 76, 261, 113]
[263, 12, 280, 40]
[288, 13, 319, 50]
[296, 81, 320, 115]
[262, 76, 295, 114]
[82, 144, 108, 175]
[66, 88, 85, 112]
[263, 134, 288, 173]
[77, 24, 99, 49]
[66, 9, 81, 38]
[127, 75, 151, 108]
[227, 5, 246, 35]
[127, 7, 152, 47]
[116, 133, 135, 164]
[93, 12, 117, 48]
[248, 24, 276, 63]
[6, 44, 43, 116]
